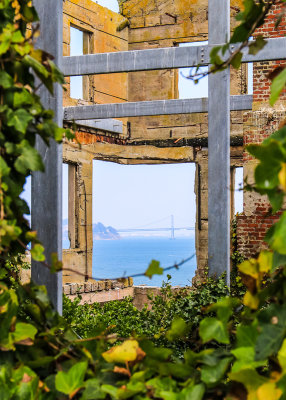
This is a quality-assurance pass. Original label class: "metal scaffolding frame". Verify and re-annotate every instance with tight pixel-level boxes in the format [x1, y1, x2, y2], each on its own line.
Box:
[32, 0, 286, 312]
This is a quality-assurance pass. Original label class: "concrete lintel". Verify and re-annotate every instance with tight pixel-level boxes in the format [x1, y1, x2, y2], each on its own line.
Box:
[64, 95, 252, 120]
[65, 141, 196, 163]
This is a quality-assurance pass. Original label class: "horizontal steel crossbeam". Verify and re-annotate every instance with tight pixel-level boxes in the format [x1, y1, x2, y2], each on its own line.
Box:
[63, 95, 252, 120]
[63, 37, 286, 76]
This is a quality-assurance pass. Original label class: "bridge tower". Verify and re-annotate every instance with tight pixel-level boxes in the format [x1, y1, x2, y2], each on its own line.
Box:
[171, 215, 175, 240]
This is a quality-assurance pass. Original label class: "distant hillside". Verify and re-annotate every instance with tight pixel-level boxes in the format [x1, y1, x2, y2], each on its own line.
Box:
[62, 220, 120, 241]
[93, 222, 120, 240]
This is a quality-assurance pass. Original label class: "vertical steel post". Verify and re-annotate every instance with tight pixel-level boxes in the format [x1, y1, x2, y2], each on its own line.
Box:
[32, 0, 63, 313]
[208, 0, 231, 285]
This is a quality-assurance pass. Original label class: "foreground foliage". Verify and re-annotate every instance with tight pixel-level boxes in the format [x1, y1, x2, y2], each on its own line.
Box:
[1, 0, 286, 399]
[63, 275, 233, 357]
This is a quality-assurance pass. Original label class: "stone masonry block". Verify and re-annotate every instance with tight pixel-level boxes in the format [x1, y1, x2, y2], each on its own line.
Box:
[111, 280, 118, 289]
[115, 280, 124, 289]
[63, 285, 71, 295]
[91, 281, 99, 291]
[77, 285, 84, 294]
[128, 277, 134, 286]
[70, 283, 77, 295]
[105, 280, 112, 290]
[84, 282, 92, 292]
[98, 281, 105, 291]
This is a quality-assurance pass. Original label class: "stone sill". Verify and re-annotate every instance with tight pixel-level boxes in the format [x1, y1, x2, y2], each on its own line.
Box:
[63, 278, 134, 295]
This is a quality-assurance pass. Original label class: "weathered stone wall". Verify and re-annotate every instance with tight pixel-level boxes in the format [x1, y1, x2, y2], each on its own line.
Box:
[121, 0, 247, 143]
[63, 0, 129, 108]
[61, 0, 247, 284]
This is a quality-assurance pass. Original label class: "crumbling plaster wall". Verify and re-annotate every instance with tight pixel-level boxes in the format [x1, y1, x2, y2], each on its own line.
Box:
[62, 0, 245, 283]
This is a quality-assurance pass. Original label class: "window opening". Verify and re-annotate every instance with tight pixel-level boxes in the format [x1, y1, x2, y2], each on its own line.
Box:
[21, 176, 31, 224]
[178, 41, 208, 99]
[92, 161, 196, 287]
[235, 167, 244, 214]
[248, 62, 254, 95]
[70, 27, 91, 100]
[62, 163, 70, 249]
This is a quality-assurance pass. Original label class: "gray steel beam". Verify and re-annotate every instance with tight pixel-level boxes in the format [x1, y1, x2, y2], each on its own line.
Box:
[32, 0, 63, 313]
[62, 37, 286, 76]
[63, 45, 207, 76]
[74, 119, 123, 134]
[208, 0, 231, 284]
[63, 95, 252, 121]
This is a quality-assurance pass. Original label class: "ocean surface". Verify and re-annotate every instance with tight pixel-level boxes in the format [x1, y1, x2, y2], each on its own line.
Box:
[91, 236, 196, 287]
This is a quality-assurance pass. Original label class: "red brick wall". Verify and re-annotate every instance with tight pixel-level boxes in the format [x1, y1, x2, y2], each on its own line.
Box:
[237, 2, 286, 259]
[237, 114, 285, 258]
[253, 3, 286, 102]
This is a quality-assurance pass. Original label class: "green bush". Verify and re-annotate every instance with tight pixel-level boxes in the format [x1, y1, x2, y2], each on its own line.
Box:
[63, 273, 243, 358]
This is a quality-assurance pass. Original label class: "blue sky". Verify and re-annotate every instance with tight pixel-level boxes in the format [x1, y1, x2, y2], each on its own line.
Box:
[22, 0, 245, 231]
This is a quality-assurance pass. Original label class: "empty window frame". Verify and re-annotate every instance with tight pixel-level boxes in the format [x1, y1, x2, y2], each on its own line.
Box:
[70, 26, 91, 100]
[92, 160, 197, 287]
[178, 41, 208, 99]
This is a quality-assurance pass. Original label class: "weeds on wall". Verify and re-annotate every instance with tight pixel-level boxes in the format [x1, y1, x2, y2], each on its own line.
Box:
[1, 0, 286, 399]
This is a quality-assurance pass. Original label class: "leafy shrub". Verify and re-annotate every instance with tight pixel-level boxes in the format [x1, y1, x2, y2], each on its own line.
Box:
[63, 273, 243, 357]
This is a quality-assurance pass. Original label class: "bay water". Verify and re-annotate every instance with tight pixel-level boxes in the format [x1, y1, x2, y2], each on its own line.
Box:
[92, 236, 196, 287]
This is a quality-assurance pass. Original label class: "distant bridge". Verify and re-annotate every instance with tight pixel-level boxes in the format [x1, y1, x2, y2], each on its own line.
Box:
[117, 227, 195, 232]
[117, 215, 194, 239]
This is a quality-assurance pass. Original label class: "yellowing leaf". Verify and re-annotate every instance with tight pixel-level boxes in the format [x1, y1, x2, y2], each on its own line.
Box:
[279, 163, 286, 191]
[278, 339, 286, 372]
[243, 291, 260, 310]
[239, 259, 259, 279]
[102, 340, 143, 364]
[257, 382, 282, 400]
[257, 251, 273, 273]
[144, 260, 163, 279]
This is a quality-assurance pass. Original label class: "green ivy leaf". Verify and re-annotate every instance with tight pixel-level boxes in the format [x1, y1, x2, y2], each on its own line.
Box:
[13, 90, 34, 108]
[231, 347, 266, 373]
[230, 52, 243, 69]
[255, 304, 286, 361]
[15, 141, 44, 174]
[180, 384, 205, 400]
[207, 297, 239, 323]
[248, 36, 267, 55]
[236, 323, 258, 348]
[12, 322, 37, 345]
[267, 212, 286, 255]
[229, 368, 268, 394]
[55, 361, 88, 395]
[201, 357, 232, 387]
[166, 317, 187, 341]
[21, 4, 39, 22]
[101, 384, 119, 398]
[268, 189, 284, 214]
[7, 109, 33, 134]
[31, 244, 45, 262]
[0, 71, 13, 88]
[199, 317, 229, 344]
[81, 379, 105, 400]
[0, 156, 11, 177]
[270, 67, 286, 106]
[145, 260, 163, 279]
[50, 253, 63, 273]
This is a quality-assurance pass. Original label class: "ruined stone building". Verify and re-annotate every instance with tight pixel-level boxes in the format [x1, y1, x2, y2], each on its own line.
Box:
[61, 0, 286, 285]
